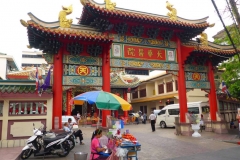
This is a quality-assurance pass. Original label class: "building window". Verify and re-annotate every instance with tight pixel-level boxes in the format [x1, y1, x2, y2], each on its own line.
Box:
[140, 106, 147, 114]
[166, 82, 173, 92]
[175, 80, 178, 91]
[223, 102, 228, 110]
[132, 92, 138, 99]
[0, 102, 3, 116]
[219, 101, 224, 111]
[22, 55, 43, 58]
[140, 89, 146, 98]
[158, 84, 164, 94]
[9, 101, 47, 115]
[22, 64, 42, 67]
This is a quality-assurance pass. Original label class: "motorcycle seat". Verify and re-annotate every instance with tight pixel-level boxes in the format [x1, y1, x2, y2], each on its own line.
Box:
[43, 136, 65, 144]
[57, 132, 69, 136]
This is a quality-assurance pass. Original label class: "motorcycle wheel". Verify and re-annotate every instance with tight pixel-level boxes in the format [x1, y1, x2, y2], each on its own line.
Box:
[57, 141, 70, 157]
[68, 139, 75, 150]
[20, 149, 33, 159]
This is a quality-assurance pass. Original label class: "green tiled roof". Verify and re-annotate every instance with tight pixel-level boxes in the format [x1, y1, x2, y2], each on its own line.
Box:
[0, 85, 52, 94]
[0, 85, 36, 93]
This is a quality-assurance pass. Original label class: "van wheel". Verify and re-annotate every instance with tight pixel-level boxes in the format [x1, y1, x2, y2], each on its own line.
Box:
[160, 121, 166, 128]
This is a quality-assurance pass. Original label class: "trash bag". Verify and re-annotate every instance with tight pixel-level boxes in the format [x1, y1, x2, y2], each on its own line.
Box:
[116, 148, 128, 157]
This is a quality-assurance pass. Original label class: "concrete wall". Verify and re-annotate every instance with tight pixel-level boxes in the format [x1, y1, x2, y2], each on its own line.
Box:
[146, 83, 155, 96]
[0, 97, 53, 147]
[187, 89, 208, 102]
[0, 58, 6, 79]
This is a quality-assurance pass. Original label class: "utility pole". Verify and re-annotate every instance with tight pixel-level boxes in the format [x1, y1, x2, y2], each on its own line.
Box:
[229, 0, 240, 28]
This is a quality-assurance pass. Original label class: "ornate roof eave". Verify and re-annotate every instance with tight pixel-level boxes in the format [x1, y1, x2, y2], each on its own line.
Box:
[182, 40, 239, 56]
[21, 13, 114, 51]
[110, 72, 141, 88]
[79, 1, 210, 30]
[182, 40, 238, 66]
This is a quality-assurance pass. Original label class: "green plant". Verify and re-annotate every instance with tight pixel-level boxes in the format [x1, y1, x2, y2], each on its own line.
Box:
[187, 112, 200, 124]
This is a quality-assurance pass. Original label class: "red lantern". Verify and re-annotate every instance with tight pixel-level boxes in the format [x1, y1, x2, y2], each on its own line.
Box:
[127, 88, 131, 92]
[159, 100, 162, 103]
[167, 99, 170, 102]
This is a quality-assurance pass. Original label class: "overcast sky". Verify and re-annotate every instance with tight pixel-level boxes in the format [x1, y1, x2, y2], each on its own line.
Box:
[0, 0, 234, 68]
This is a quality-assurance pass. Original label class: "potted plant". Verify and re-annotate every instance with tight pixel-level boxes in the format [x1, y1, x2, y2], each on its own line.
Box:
[187, 112, 201, 137]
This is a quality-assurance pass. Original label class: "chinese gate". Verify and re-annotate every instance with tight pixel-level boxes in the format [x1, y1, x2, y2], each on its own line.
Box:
[21, 0, 237, 134]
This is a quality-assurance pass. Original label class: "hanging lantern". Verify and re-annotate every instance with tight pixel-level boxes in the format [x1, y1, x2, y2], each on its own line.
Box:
[127, 88, 131, 93]
[159, 100, 162, 103]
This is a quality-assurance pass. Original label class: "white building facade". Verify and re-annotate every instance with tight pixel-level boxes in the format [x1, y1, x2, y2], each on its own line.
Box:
[21, 51, 47, 67]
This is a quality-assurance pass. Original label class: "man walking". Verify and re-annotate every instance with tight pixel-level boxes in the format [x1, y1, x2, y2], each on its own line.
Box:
[149, 111, 156, 132]
[143, 113, 147, 124]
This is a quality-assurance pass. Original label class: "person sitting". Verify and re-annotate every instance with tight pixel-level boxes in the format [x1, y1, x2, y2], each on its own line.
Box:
[90, 129, 110, 160]
[230, 119, 236, 129]
[63, 118, 85, 145]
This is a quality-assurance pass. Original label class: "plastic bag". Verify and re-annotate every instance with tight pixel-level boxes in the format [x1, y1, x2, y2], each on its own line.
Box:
[106, 151, 119, 160]
[116, 148, 128, 157]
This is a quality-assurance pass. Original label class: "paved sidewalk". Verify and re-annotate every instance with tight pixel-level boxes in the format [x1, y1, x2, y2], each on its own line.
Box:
[0, 146, 22, 160]
[2, 124, 240, 160]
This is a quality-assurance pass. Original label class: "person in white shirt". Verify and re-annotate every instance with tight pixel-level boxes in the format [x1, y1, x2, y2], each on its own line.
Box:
[149, 111, 157, 132]
[64, 118, 85, 145]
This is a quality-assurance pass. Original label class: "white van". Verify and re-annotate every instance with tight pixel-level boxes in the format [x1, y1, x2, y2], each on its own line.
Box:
[153, 110, 161, 116]
[156, 101, 209, 128]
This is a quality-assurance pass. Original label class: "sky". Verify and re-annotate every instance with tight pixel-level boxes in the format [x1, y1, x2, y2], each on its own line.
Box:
[0, 0, 234, 68]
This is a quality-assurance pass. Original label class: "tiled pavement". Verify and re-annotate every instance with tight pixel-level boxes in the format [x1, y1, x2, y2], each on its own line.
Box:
[3, 124, 240, 160]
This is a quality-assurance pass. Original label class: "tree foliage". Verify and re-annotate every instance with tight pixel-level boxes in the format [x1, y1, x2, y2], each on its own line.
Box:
[214, 26, 240, 99]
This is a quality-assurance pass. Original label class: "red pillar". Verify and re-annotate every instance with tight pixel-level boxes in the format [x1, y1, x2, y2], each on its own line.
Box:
[123, 90, 128, 118]
[102, 45, 111, 127]
[66, 89, 72, 116]
[114, 111, 119, 118]
[208, 61, 217, 121]
[53, 48, 63, 129]
[177, 38, 188, 123]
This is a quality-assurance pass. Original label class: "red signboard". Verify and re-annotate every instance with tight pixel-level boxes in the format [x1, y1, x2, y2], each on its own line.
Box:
[124, 45, 166, 61]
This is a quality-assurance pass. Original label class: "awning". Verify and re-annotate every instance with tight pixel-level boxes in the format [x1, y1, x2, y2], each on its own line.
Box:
[130, 93, 178, 104]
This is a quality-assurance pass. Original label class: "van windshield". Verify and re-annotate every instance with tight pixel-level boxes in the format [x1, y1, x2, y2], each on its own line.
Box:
[158, 110, 166, 115]
[188, 107, 199, 114]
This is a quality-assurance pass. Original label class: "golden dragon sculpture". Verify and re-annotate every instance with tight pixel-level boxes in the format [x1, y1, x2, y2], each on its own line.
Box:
[58, 5, 73, 28]
[200, 33, 208, 46]
[166, 1, 177, 21]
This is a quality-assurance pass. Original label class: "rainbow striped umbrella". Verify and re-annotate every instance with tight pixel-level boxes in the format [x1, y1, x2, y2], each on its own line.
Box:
[70, 91, 131, 111]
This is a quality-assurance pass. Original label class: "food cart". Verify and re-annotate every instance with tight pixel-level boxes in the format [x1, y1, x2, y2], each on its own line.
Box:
[106, 120, 141, 160]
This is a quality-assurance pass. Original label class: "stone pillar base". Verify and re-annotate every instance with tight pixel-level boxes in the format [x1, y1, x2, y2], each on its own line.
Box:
[204, 120, 213, 132]
[176, 123, 193, 136]
[212, 121, 228, 134]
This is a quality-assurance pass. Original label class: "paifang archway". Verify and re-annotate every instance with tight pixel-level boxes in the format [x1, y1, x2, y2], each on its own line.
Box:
[21, 0, 238, 130]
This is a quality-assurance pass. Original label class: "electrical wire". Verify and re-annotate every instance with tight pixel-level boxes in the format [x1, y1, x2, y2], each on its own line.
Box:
[211, 0, 240, 61]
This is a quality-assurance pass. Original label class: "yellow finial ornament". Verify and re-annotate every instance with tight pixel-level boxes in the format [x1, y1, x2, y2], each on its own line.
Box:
[200, 33, 208, 46]
[58, 5, 73, 28]
[105, 0, 116, 10]
[166, 1, 177, 21]
[80, 0, 87, 6]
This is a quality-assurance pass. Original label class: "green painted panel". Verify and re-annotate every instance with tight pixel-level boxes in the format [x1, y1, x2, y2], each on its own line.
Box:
[110, 58, 178, 71]
[63, 55, 102, 65]
[185, 81, 210, 89]
[62, 76, 102, 86]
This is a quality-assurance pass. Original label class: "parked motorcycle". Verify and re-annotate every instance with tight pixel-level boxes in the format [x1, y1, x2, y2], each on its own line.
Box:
[20, 124, 71, 159]
[39, 125, 76, 150]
